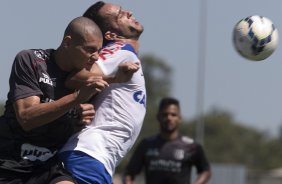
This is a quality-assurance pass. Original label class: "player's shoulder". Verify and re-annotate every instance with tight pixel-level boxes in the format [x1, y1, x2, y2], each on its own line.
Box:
[100, 41, 137, 59]
[120, 42, 137, 55]
[14, 49, 38, 67]
[15, 49, 52, 62]
[180, 135, 195, 145]
[15, 49, 34, 59]
[31, 49, 52, 61]
[107, 41, 136, 52]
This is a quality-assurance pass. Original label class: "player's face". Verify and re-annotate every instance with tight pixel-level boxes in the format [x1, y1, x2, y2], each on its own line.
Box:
[158, 104, 181, 133]
[69, 33, 102, 71]
[101, 3, 144, 39]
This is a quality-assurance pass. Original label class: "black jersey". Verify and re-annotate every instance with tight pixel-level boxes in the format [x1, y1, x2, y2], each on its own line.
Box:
[0, 49, 76, 173]
[125, 135, 210, 184]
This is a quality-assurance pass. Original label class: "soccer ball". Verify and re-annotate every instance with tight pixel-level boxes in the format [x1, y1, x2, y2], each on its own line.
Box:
[233, 15, 279, 61]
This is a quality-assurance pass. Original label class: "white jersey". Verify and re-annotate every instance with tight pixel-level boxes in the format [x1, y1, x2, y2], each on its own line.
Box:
[60, 42, 146, 176]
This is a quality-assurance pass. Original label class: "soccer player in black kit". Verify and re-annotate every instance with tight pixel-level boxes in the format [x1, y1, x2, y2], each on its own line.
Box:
[0, 17, 109, 184]
[123, 97, 211, 184]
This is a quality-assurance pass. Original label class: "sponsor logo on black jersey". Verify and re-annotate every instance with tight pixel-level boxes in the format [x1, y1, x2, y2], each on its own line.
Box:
[21, 143, 57, 161]
[149, 159, 182, 172]
[34, 50, 49, 60]
[174, 149, 185, 160]
[39, 73, 56, 87]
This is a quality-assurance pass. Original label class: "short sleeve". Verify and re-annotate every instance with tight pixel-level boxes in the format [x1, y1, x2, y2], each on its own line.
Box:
[9, 50, 42, 102]
[193, 144, 211, 173]
[96, 49, 139, 77]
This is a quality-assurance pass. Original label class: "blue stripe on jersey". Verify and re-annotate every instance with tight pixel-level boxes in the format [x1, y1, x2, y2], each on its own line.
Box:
[121, 44, 138, 56]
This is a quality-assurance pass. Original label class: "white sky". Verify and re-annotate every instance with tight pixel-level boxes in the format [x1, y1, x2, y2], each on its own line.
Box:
[1, 0, 282, 136]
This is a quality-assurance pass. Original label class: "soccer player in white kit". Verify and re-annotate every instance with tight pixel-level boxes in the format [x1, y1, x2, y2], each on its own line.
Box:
[59, 2, 146, 184]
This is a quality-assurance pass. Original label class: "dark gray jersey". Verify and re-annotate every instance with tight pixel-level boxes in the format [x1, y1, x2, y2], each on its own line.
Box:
[125, 135, 210, 184]
[0, 49, 76, 172]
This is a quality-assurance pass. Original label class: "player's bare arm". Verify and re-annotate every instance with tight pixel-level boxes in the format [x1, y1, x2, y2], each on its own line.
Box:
[14, 78, 108, 131]
[123, 175, 134, 184]
[77, 103, 96, 125]
[65, 62, 139, 89]
[193, 170, 211, 184]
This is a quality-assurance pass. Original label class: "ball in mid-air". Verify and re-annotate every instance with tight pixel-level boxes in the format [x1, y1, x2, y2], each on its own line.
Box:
[233, 15, 279, 61]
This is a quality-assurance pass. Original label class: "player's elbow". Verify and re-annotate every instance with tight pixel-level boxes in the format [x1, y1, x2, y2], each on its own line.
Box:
[122, 175, 135, 184]
[16, 112, 35, 131]
[199, 170, 212, 183]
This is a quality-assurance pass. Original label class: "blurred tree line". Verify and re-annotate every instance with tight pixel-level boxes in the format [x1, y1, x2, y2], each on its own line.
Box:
[0, 54, 282, 174]
[0, 102, 4, 116]
[116, 54, 282, 174]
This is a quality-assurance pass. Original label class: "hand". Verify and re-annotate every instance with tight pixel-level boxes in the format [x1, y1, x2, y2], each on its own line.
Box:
[77, 103, 95, 126]
[76, 76, 109, 103]
[113, 62, 140, 83]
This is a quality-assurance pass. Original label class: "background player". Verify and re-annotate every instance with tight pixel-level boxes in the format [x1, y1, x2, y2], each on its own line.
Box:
[123, 97, 211, 184]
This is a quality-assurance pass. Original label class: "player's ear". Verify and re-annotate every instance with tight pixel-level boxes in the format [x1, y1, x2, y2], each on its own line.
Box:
[104, 31, 117, 40]
[62, 36, 72, 48]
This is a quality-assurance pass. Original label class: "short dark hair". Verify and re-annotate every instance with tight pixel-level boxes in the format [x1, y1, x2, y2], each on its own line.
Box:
[83, 1, 115, 45]
[158, 97, 180, 112]
[83, 1, 105, 27]
[64, 16, 102, 45]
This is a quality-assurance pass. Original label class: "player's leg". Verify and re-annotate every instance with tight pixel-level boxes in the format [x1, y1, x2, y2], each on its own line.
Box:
[55, 181, 75, 184]
[26, 157, 77, 184]
[0, 167, 29, 184]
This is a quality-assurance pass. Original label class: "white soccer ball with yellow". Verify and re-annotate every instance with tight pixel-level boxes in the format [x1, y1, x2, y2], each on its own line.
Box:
[233, 15, 279, 61]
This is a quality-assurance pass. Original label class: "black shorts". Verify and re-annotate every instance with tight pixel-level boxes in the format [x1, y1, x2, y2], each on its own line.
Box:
[0, 158, 76, 184]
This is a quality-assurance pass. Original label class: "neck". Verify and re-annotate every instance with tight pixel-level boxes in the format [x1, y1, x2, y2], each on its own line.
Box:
[127, 39, 139, 53]
[160, 131, 179, 141]
[54, 47, 72, 72]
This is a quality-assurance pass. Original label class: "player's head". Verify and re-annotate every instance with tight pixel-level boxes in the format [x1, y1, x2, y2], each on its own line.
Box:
[157, 97, 182, 133]
[60, 16, 103, 71]
[83, 1, 143, 44]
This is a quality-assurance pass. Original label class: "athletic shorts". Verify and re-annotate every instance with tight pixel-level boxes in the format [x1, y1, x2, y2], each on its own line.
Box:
[59, 151, 112, 184]
[0, 157, 76, 184]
